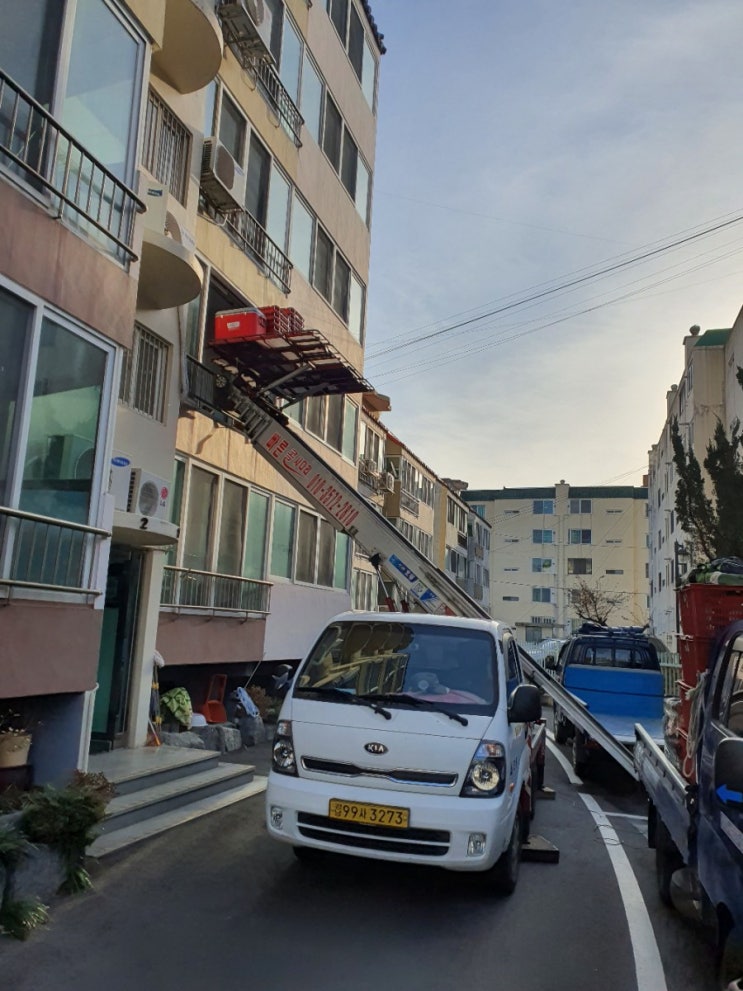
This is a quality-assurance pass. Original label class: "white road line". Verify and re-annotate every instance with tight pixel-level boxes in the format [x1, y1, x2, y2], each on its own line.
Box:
[546, 737, 667, 991]
[603, 812, 646, 821]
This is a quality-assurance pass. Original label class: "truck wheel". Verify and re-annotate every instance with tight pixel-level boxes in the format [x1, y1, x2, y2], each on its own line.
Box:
[655, 819, 683, 907]
[572, 732, 589, 777]
[487, 809, 523, 896]
[554, 713, 571, 744]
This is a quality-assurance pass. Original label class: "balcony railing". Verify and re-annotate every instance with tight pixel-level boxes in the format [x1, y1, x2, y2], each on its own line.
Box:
[0, 70, 144, 261]
[185, 355, 221, 411]
[161, 565, 272, 617]
[0, 506, 109, 596]
[250, 59, 304, 146]
[224, 207, 292, 293]
[142, 89, 191, 204]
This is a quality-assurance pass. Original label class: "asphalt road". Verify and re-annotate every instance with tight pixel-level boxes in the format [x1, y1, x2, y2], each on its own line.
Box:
[0, 738, 720, 991]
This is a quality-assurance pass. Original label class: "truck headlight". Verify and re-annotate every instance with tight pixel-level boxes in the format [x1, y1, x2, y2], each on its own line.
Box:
[272, 719, 297, 776]
[461, 740, 506, 797]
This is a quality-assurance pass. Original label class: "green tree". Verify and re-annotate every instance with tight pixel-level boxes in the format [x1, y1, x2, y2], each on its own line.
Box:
[671, 366, 743, 562]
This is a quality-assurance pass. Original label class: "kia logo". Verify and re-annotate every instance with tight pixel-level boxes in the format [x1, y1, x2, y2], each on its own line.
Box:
[364, 742, 388, 755]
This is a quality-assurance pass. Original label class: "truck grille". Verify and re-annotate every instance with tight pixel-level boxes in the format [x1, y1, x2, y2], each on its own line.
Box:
[296, 812, 450, 857]
[301, 757, 458, 787]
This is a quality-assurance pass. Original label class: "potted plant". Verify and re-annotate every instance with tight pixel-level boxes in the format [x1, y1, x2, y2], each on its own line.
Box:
[0, 710, 33, 770]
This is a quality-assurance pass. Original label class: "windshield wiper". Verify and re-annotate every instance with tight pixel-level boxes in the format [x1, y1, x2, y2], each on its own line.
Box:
[359, 693, 468, 726]
[299, 686, 391, 720]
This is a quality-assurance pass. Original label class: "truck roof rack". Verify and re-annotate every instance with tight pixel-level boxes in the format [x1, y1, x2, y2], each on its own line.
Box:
[575, 622, 648, 637]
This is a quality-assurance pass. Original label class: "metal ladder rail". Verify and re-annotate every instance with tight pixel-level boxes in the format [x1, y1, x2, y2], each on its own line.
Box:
[518, 648, 638, 780]
[231, 390, 491, 622]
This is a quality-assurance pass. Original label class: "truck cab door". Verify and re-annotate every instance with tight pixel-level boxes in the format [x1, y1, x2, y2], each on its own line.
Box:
[697, 638, 743, 919]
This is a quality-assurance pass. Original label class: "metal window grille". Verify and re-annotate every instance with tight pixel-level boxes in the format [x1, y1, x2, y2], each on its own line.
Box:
[120, 325, 168, 421]
[142, 90, 191, 204]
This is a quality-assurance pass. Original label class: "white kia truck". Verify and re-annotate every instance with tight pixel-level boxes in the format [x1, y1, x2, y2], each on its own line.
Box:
[266, 612, 544, 894]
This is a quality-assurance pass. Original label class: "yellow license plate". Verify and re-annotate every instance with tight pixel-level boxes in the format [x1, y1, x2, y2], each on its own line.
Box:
[328, 799, 409, 829]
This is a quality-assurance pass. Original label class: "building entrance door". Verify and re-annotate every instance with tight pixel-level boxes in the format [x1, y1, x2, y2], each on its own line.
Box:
[91, 545, 142, 752]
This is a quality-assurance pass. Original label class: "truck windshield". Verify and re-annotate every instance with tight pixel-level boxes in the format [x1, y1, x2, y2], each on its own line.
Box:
[294, 621, 498, 713]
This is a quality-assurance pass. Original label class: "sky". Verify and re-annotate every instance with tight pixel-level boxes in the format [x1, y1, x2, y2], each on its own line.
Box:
[362, 0, 743, 491]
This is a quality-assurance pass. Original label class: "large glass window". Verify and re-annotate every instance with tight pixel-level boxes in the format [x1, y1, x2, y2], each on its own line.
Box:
[355, 158, 370, 223]
[0, 0, 63, 107]
[301, 54, 323, 143]
[0, 291, 30, 505]
[314, 227, 333, 301]
[296, 510, 318, 583]
[183, 467, 217, 570]
[342, 399, 357, 462]
[317, 519, 335, 586]
[219, 93, 245, 164]
[246, 132, 271, 226]
[20, 318, 106, 524]
[244, 490, 269, 579]
[323, 96, 342, 171]
[289, 195, 314, 282]
[270, 501, 295, 578]
[217, 480, 246, 575]
[334, 532, 349, 589]
[349, 275, 364, 342]
[280, 16, 302, 105]
[266, 165, 290, 254]
[61, 0, 142, 182]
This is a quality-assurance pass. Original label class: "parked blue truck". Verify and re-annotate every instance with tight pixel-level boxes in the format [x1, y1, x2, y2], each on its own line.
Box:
[548, 624, 664, 775]
[635, 616, 743, 988]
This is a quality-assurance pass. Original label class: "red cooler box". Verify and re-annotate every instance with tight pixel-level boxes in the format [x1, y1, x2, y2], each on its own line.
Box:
[212, 308, 267, 344]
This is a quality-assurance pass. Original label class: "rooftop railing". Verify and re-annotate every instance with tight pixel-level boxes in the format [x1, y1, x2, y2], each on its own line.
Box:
[0, 506, 109, 597]
[0, 70, 144, 261]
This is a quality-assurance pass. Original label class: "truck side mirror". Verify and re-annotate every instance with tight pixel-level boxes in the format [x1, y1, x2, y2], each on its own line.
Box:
[272, 663, 294, 696]
[508, 684, 542, 723]
[714, 737, 743, 809]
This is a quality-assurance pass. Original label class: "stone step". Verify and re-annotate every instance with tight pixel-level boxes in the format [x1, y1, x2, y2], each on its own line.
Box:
[89, 746, 224, 796]
[89, 776, 267, 858]
[99, 762, 257, 834]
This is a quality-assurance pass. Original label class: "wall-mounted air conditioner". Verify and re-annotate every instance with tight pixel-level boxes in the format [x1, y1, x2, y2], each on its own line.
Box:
[110, 459, 170, 520]
[201, 138, 246, 213]
[359, 457, 377, 475]
[381, 472, 395, 492]
[128, 469, 171, 520]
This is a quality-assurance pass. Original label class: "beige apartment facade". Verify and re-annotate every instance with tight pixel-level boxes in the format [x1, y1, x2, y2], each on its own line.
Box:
[464, 483, 650, 643]
[0, 0, 385, 779]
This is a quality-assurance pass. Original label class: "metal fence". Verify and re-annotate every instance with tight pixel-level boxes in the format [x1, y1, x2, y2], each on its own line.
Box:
[0, 69, 143, 260]
[142, 89, 191, 204]
[0, 506, 109, 595]
[161, 565, 272, 617]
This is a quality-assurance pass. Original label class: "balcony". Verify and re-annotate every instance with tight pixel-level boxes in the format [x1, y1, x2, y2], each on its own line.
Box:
[0, 70, 143, 261]
[0, 506, 109, 597]
[138, 92, 203, 309]
[400, 489, 420, 516]
[161, 565, 272, 619]
[224, 207, 292, 293]
[152, 0, 223, 95]
[217, 1, 303, 146]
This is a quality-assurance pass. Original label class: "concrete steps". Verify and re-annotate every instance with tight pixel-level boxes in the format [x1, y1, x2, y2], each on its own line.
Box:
[87, 746, 266, 857]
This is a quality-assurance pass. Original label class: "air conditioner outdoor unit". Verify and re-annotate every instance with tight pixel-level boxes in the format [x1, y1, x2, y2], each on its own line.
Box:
[359, 457, 377, 474]
[201, 138, 246, 213]
[218, 0, 273, 61]
[127, 469, 171, 520]
[381, 472, 395, 492]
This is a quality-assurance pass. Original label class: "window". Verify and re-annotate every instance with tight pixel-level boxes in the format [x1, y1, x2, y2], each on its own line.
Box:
[568, 558, 592, 575]
[532, 558, 553, 572]
[532, 588, 552, 603]
[301, 53, 323, 143]
[568, 529, 591, 544]
[270, 501, 295, 578]
[266, 164, 291, 255]
[606, 539, 623, 544]
[245, 132, 271, 226]
[0, 286, 114, 533]
[183, 467, 217, 571]
[569, 498, 592, 514]
[503, 595, 519, 601]
[719, 650, 743, 736]
[533, 530, 554, 543]
[353, 568, 376, 611]
[606, 569, 625, 575]
[533, 499, 554, 514]
[314, 226, 334, 301]
[219, 92, 246, 163]
[305, 395, 357, 459]
[244, 490, 269, 579]
[326, 0, 377, 109]
[217, 480, 247, 575]
[119, 325, 169, 421]
[322, 95, 342, 171]
[289, 194, 314, 282]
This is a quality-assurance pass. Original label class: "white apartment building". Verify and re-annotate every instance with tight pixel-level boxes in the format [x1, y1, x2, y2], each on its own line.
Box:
[648, 321, 743, 649]
[464, 483, 650, 643]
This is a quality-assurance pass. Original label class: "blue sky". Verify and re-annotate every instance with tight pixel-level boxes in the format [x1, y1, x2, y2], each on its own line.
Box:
[363, 1, 743, 489]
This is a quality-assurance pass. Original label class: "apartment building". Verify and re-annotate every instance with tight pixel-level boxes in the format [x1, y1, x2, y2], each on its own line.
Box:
[352, 391, 391, 610]
[441, 478, 491, 614]
[463, 483, 649, 643]
[0, 0, 385, 778]
[648, 322, 742, 649]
